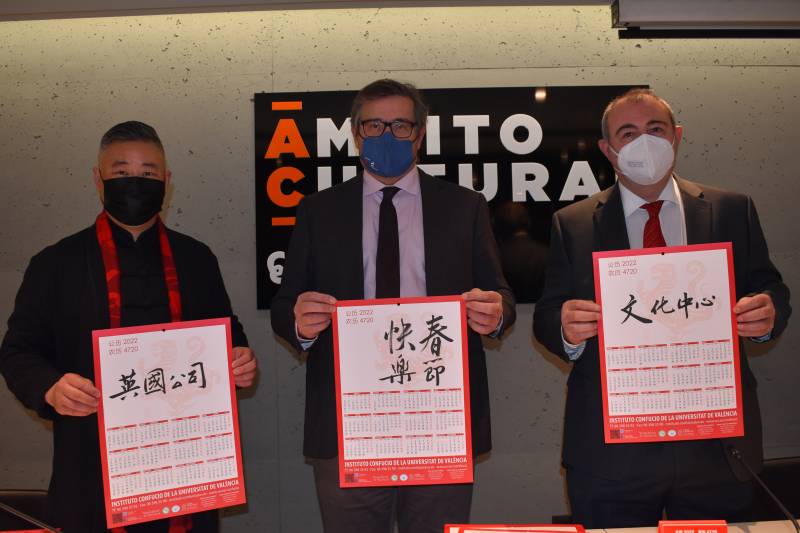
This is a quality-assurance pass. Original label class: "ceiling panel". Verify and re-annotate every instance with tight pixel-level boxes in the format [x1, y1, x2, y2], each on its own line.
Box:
[1, 0, 611, 22]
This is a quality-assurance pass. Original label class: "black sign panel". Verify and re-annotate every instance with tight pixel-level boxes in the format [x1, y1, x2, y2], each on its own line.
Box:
[255, 85, 639, 309]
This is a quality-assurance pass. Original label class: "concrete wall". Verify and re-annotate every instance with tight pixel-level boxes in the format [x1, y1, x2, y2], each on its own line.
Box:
[1, 5, 797, 531]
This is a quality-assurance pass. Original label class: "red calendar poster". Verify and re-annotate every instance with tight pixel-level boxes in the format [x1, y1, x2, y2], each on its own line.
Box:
[93, 318, 246, 529]
[333, 296, 472, 488]
[593, 243, 744, 444]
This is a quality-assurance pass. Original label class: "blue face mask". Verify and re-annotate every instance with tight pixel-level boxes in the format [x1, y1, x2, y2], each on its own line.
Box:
[360, 131, 415, 179]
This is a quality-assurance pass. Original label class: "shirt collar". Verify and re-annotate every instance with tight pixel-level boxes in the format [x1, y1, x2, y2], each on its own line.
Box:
[363, 166, 421, 197]
[108, 216, 159, 247]
[618, 174, 680, 219]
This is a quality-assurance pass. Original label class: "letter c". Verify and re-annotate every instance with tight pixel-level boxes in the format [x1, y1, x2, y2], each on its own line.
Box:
[266, 166, 304, 208]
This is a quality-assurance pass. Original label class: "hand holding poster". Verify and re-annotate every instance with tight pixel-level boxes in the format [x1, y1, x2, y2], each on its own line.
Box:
[593, 243, 744, 444]
[92, 318, 246, 529]
[333, 296, 472, 488]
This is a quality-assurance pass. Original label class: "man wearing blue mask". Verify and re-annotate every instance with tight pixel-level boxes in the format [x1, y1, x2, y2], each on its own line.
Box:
[271, 79, 516, 533]
[0, 121, 257, 532]
[533, 88, 791, 527]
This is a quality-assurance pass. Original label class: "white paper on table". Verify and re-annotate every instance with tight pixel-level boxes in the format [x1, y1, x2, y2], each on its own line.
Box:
[449, 525, 584, 533]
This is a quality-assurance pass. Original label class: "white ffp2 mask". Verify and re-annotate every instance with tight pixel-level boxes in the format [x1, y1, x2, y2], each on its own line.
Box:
[610, 134, 675, 186]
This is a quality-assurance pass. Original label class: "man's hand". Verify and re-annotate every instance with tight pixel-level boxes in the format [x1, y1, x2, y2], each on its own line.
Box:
[44, 373, 100, 417]
[734, 293, 775, 338]
[462, 288, 503, 335]
[561, 299, 601, 345]
[231, 347, 257, 388]
[295, 291, 337, 340]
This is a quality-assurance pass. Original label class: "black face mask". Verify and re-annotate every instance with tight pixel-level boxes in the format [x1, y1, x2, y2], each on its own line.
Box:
[102, 176, 165, 226]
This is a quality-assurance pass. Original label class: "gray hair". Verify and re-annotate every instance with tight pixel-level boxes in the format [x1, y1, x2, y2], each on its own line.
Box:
[350, 78, 428, 132]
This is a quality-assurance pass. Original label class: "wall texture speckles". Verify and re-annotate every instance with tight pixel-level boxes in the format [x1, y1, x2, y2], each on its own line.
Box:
[0, 6, 798, 532]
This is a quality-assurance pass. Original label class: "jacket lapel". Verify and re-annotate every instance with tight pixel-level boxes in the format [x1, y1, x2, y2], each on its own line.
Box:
[593, 184, 631, 252]
[675, 176, 712, 245]
[419, 170, 447, 295]
[83, 225, 111, 330]
[341, 175, 366, 299]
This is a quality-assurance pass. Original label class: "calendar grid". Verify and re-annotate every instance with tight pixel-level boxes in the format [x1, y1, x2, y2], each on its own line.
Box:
[105, 410, 242, 500]
[605, 339, 736, 416]
[340, 388, 468, 461]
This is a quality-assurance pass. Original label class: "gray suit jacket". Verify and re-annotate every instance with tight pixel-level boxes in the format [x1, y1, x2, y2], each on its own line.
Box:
[533, 176, 791, 481]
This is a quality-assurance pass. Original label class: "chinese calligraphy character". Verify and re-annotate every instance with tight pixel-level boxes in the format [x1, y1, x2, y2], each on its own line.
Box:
[144, 368, 166, 395]
[379, 357, 416, 384]
[188, 362, 207, 388]
[650, 296, 675, 315]
[620, 294, 653, 324]
[383, 319, 416, 354]
[109, 369, 140, 400]
[700, 295, 716, 307]
[419, 315, 453, 357]
[423, 358, 446, 386]
[677, 292, 694, 319]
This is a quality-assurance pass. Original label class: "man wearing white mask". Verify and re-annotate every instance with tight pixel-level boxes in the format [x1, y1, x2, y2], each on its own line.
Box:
[533, 89, 791, 527]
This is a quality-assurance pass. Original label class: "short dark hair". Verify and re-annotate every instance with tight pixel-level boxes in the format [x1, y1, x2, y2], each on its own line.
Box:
[601, 88, 676, 140]
[350, 79, 428, 132]
[99, 121, 164, 152]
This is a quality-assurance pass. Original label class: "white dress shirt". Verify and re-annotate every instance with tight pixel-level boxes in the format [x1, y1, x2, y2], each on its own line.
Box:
[618, 175, 686, 250]
[361, 168, 426, 299]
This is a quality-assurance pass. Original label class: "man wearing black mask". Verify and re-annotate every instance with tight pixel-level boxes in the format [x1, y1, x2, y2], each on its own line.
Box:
[0, 121, 257, 533]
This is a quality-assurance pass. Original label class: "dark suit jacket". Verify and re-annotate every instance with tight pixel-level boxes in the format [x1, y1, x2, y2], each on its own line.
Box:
[533, 177, 791, 482]
[0, 224, 247, 533]
[271, 170, 516, 459]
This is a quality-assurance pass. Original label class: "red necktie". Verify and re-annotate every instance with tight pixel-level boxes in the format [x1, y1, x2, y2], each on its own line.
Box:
[642, 200, 666, 248]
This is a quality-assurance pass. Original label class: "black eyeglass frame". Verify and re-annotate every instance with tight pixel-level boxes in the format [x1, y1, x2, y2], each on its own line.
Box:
[357, 118, 418, 139]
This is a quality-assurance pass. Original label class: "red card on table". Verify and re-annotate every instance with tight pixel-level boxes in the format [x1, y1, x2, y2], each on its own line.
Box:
[659, 519, 728, 533]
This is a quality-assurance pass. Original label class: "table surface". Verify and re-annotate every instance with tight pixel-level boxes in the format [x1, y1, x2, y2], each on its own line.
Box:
[589, 520, 798, 533]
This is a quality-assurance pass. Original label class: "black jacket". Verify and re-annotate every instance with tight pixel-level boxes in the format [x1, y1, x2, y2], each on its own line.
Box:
[0, 223, 247, 533]
[533, 177, 791, 482]
[271, 171, 516, 458]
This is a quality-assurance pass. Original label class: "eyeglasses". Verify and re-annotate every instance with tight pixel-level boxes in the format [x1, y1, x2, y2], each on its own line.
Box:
[359, 119, 417, 139]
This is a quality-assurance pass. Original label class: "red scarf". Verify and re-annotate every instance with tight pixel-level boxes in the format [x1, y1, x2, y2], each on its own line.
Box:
[95, 212, 182, 327]
[96, 212, 191, 533]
